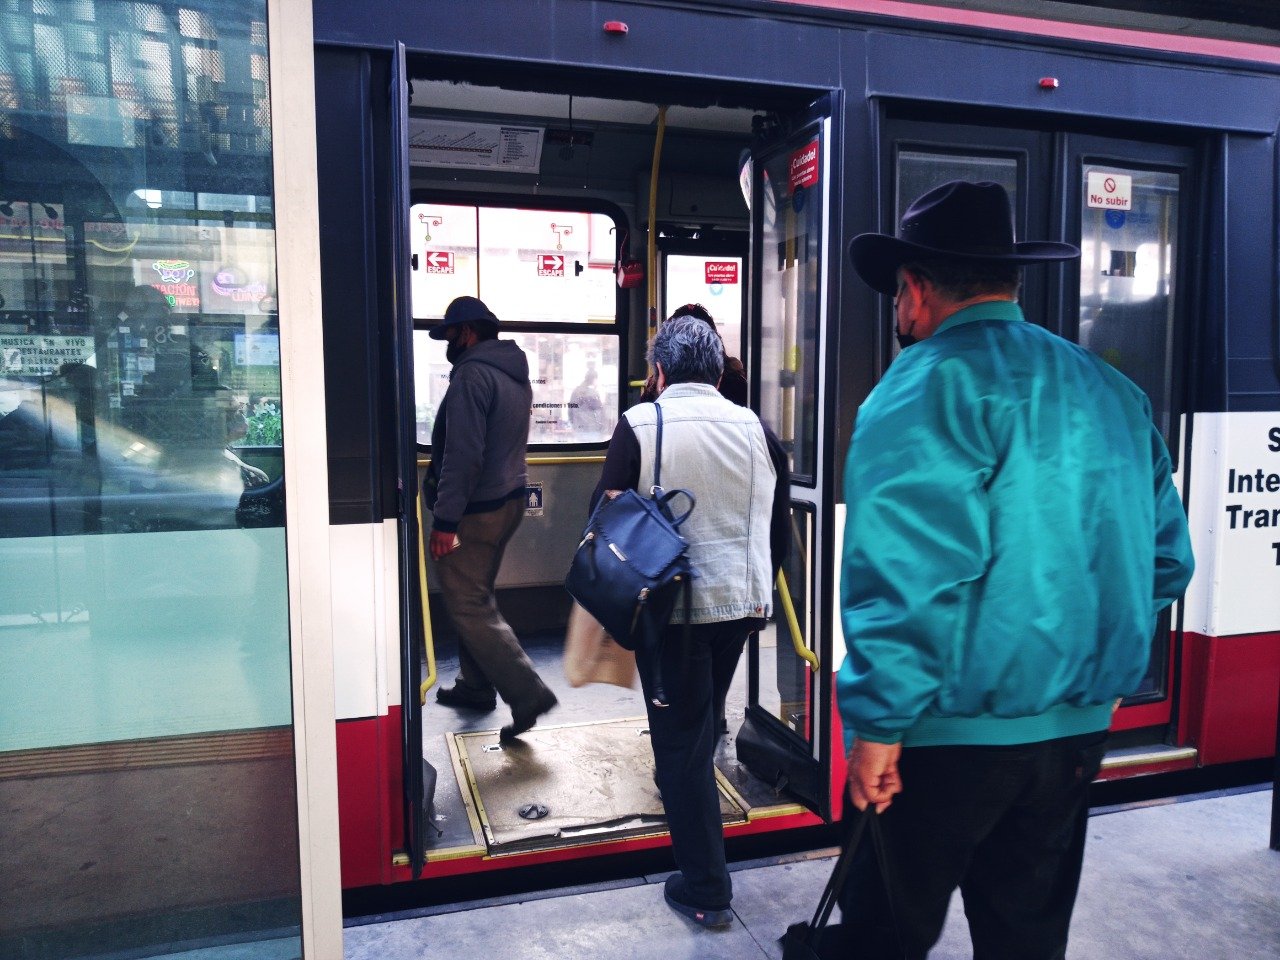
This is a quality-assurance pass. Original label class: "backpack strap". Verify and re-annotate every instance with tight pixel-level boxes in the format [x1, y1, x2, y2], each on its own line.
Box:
[651, 401, 664, 494]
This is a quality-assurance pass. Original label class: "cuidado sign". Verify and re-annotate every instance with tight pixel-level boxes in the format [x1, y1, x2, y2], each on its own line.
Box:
[704, 261, 739, 285]
[789, 139, 819, 192]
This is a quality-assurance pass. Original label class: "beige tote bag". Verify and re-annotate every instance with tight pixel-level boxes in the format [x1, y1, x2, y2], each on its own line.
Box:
[563, 601, 637, 689]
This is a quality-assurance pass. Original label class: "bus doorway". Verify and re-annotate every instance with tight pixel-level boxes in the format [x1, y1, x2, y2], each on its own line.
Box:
[391, 68, 840, 873]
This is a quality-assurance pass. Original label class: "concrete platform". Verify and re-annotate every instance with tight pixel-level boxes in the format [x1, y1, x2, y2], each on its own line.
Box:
[344, 787, 1280, 960]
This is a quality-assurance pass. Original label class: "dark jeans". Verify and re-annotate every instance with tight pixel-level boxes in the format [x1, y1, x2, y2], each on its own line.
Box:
[637, 618, 751, 908]
[435, 499, 550, 710]
[839, 731, 1109, 960]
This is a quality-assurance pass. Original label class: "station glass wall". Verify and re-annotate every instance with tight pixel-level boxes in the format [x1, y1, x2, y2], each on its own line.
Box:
[0, 2, 300, 955]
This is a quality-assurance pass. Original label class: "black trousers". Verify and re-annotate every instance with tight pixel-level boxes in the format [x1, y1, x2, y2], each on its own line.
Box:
[838, 731, 1108, 960]
[637, 618, 751, 908]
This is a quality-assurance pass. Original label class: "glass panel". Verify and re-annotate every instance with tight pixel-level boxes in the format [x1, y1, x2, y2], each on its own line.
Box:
[665, 254, 744, 361]
[0, 3, 298, 956]
[478, 208, 616, 324]
[415, 330, 620, 445]
[756, 505, 815, 740]
[412, 205, 618, 326]
[410, 202, 478, 320]
[1077, 165, 1179, 440]
[896, 150, 1018, 224]
[758, 131, 824, 481]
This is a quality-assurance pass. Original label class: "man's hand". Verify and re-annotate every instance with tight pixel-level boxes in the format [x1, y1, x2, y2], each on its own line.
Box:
[429, 529, 460, 561]
[847, 738, 903, 813]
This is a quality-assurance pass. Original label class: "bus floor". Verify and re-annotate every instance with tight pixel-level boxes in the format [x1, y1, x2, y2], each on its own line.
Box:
[421, 628, 798, 856]
[343, 784, 1279, 959]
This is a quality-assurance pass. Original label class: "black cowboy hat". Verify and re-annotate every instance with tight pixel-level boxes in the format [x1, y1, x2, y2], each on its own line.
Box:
[848, 180, 1079, 295]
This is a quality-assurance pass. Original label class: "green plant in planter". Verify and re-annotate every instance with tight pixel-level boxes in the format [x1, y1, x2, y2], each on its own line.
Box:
[239, 399, 283, 447]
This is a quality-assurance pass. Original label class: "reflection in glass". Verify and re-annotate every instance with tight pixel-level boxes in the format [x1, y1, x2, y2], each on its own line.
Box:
[757, 506, 814, 741]
[0, 3, 299, 956]
[415, 331, 620, 445]
[758, 133, 823, 481]
[1077, 166, 1179, 440]
[896, 151, 1018, 225]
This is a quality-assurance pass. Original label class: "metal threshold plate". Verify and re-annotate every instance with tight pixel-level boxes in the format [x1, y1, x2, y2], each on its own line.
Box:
[453, 716, 746, 855]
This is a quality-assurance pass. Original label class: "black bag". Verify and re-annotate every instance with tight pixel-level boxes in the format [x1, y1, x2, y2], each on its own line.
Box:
[781, 807, 892, 960]
[565, 402, 694, 706]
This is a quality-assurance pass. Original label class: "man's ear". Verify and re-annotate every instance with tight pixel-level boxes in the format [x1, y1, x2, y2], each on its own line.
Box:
[654, 362, 667, 394]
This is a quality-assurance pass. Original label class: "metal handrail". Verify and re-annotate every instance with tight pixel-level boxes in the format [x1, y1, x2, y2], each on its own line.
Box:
[415, 495, 438, 703]
[777, 569, 819, 672]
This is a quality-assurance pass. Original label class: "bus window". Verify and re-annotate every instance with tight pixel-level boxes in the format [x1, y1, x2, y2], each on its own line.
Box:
[412, 202, 622, 448]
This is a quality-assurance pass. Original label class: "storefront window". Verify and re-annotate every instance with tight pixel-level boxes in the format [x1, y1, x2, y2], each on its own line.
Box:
[0, 2, 298, 956]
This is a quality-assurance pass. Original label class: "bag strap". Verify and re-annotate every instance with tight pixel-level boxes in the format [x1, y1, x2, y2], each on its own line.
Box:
[808, 807, 869, 934]
[805, 807, 899, 945]
[652, 401, 664, 494]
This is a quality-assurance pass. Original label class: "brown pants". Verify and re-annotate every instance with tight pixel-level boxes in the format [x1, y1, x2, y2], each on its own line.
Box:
[435, 499, 549, 709]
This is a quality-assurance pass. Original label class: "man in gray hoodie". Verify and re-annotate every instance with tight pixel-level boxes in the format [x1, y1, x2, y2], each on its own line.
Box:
[425, 296, 557, 740]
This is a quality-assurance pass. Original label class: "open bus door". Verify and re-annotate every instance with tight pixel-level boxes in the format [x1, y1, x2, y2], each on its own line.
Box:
[736, 96, 838, 819]
[389, 42, 437, 880]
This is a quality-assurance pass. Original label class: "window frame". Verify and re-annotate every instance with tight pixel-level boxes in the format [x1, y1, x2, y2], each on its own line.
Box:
[408, 191, 629, 453]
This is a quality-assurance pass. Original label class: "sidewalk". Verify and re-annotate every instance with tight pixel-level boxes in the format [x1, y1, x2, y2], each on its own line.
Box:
[344, 788, 1280, 960]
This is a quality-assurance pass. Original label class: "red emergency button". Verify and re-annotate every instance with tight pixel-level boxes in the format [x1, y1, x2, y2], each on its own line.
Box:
[1039, 77, 1060, 89]
[603, 21, 629, 34]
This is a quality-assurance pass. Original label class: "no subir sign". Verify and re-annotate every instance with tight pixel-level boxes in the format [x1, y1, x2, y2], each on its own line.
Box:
[1086, 171, 1132, 211]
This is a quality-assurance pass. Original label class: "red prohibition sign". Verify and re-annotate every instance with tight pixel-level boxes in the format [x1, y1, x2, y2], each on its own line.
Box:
[1104, 177, 1117, 193]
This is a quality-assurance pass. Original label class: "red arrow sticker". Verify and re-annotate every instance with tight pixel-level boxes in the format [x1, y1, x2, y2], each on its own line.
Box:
[423, 251, 454, 274]
[537, 254, 565, 277]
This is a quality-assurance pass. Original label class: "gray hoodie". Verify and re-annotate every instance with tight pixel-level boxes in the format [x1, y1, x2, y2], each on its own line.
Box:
[425, 338, 532, 533]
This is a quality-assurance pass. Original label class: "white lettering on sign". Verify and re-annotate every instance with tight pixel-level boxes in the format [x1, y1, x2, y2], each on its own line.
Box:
[537, 254, 565, 277]
[1086, 171, 1133, 210]
[704, 261, 739, 285]
[1183, 412, 1280, 637]
[0, 334, 95, 376]
[789, 139, 820, 191]
[423, 250, 454, 274]
[525, 481, 544, 517]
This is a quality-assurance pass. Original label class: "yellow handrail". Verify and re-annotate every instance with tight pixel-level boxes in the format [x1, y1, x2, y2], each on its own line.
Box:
[415, 495, 438, 703]
[777, 569, 819, 672]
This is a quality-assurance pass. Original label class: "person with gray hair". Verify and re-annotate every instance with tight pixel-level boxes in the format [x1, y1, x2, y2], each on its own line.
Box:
[590, 313, 791, 927]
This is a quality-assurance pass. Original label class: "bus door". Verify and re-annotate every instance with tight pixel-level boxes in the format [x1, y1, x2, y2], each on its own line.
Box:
[737, 97, 837, 816]
[882, 113, 1196, 741]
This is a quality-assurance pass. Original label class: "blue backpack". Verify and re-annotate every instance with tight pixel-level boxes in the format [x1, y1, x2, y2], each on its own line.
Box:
[565, 402, 694, 706]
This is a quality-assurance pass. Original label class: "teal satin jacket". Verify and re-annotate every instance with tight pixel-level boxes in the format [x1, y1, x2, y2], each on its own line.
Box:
[837, 302, 1195, 750]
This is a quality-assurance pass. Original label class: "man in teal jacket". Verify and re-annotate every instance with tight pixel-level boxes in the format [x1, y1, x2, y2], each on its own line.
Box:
[837, 181, 1194, 959]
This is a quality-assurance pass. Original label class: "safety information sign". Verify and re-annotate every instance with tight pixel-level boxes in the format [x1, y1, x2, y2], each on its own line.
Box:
[1086, 171, 1132, 210]
[705, 261, 739, 285]
[525, 482, 544, 517]
[789, 139, 820, 191]
[537, 255, 565, 277]
[423, 251, 454, 274]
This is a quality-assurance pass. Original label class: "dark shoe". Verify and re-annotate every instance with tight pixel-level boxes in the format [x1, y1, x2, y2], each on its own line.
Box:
[663, 874, 733, 928]
[435, 683, 497, 711]
[499, 688, 558, 741]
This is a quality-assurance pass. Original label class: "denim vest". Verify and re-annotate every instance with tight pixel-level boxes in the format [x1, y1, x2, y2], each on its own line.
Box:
[624, 383, 777, 624]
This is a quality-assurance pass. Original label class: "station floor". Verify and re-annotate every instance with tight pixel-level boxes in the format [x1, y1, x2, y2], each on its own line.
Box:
[341, 785, 1280, 960]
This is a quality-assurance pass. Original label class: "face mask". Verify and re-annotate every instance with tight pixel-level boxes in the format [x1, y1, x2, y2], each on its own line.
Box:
[446, 339, 465, 365]
[895, 331, 919, 351]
